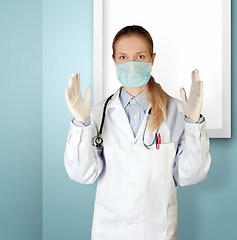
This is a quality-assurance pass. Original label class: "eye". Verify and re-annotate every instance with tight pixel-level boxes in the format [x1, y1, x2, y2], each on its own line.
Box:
[138, 55, 145, 59]
[119, 56, 126, 60]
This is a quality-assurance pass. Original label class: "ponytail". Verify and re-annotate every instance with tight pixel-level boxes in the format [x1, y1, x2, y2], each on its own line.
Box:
[146, 76, 171, 132]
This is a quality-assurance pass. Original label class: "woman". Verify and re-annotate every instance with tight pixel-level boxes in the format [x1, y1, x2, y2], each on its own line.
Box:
[64, 25, 211, 240]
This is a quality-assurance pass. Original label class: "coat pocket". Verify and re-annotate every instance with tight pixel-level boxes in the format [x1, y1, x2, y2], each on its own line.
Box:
[152, 142, 176, 182]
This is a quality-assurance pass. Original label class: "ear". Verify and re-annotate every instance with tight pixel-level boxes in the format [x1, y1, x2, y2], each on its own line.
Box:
[151, 52, 156, 66]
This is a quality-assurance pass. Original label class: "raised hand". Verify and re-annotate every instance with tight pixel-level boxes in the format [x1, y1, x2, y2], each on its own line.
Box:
[180, 69, 203, 122]
[65, 72, 91, 124]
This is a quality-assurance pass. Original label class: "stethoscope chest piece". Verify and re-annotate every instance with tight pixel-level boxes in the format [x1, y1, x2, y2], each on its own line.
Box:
[92, 93, 114, 148]
[92, 136, 103, 148]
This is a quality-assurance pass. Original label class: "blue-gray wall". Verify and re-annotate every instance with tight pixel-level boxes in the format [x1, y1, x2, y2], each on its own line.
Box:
[0, 0, 42, 239]
[1, 0, 236, 239]
[0, 0, 42, 240]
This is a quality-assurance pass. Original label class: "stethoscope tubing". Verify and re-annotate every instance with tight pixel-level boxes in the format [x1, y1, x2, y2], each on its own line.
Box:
[95, 93, 160, 149]
[99, 94, 114, 135]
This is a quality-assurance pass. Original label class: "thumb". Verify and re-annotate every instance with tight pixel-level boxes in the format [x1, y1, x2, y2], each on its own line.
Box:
[180, 87, 187, 102]
[85, 86, 91, 106]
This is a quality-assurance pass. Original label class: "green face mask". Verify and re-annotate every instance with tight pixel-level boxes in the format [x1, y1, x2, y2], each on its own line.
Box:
[115, 61, 152, 88]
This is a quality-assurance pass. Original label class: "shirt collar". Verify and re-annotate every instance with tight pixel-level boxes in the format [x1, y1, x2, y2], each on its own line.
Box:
[119, 87, 150, 112]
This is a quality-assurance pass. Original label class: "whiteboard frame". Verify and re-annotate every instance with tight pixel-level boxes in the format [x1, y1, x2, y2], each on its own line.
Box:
[93, 0, 231, 138]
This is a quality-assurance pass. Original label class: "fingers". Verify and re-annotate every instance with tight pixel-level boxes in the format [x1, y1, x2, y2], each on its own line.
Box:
[198, 80, 203, 99]
[192, 69, 200, 80]
[68, 72, 77, 91]
[76, 72, 81, 94]
[191, 69, 201, 84]
[191, 69, 203, 96]
[67, 72, 81, 97]
[68, 77, 74, 90]
[191, 69, 202, 92]
[85, 86, 91, 106]
[180, 87, 187, 102]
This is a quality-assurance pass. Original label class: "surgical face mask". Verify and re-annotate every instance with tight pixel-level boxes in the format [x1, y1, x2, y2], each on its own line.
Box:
[115, 61, 152, 88]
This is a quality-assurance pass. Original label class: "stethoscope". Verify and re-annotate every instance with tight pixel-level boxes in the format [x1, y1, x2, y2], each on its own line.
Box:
[92, 94, 161, 150]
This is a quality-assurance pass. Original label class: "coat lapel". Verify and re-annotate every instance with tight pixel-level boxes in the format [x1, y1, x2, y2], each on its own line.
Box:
[107, 87, 135, 141]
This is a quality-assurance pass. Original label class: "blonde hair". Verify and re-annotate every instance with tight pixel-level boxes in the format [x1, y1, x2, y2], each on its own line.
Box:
[112, 25, 171, 132]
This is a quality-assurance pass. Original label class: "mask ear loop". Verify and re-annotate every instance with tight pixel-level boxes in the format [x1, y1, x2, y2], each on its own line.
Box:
[142, 108, 159, 149]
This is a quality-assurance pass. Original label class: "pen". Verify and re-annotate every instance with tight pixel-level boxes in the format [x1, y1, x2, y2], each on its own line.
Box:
[155, 133, 161, 149]
[158, 133, 161, 150]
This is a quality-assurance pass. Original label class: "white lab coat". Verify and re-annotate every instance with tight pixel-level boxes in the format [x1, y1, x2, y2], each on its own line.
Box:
[64, 87, 211, 240]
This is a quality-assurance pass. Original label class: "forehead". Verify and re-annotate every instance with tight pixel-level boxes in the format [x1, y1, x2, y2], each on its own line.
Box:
[115, 35, 149, 53]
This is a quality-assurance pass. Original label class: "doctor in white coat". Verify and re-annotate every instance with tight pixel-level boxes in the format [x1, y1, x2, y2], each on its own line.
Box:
[64, 25, 211, 240]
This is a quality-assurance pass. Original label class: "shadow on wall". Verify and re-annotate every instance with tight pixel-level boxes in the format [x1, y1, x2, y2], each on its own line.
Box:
[177, 137, 232, 240]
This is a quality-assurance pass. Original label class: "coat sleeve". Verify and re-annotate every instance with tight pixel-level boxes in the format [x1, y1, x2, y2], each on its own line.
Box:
[64, 117, 105, 184]
[172, 116, 212, 187]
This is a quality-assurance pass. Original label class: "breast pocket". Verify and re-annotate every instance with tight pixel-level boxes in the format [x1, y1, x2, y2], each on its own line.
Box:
[151, 142, 176, 182]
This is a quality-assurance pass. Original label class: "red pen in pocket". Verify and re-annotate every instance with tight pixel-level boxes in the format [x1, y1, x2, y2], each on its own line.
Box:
[155, 133, 161, 149]
[158, 133, 161, 150]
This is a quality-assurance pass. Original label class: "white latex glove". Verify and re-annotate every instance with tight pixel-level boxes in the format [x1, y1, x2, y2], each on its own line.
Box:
[65, 72, 91, 124]
[180, 69, 203, 122]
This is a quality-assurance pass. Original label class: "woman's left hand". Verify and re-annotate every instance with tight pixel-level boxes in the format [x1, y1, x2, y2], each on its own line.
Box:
[180, 69, 203, 122]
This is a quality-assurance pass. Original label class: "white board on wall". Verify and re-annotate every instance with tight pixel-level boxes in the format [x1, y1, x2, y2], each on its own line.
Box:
[93, 0, 231, 138]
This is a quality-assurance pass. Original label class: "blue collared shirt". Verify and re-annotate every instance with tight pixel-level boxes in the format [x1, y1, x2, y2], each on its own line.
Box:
[119, 87, 149, 137]
[72, 87, 204, 137]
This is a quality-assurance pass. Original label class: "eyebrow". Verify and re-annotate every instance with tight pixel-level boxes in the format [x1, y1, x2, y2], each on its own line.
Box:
[116, 51, 148, 55]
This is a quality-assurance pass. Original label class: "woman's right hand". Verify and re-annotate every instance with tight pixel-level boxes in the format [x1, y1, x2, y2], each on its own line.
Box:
[65, 72, 91, 124]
